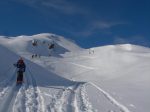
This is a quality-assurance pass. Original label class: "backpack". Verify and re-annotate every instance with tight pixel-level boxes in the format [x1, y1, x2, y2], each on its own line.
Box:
[17, 60, 26, 72]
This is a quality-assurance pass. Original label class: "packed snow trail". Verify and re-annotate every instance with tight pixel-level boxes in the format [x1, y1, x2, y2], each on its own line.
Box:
[76, 83, 96, 112]
[0, 68, 21, 112]
[0, 83, 22, 112]
[25, 67, 45, 112]
[54, 82, 82, 112]
[0, 65, 45, 112]
[0, 67, 16, 98]
[10, 66, 46, 112]
[13, 83, 26, 112]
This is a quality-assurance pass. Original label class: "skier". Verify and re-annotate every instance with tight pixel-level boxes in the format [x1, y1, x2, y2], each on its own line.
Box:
[31, 54, 34, 58]
[32, 40, 38, 46]
[14, 57, 26, 84]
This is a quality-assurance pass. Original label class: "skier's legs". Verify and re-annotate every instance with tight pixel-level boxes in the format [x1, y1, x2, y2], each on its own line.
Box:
[20, 72, 23, 82]
[17, 72, 20, 81]
[17, 71, 23, 82]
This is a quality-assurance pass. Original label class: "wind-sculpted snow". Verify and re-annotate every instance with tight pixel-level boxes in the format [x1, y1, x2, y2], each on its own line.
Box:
[0, 34, 150, 112]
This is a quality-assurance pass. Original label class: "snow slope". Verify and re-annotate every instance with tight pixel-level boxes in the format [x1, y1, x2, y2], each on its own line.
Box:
[0, 33, 150, 112]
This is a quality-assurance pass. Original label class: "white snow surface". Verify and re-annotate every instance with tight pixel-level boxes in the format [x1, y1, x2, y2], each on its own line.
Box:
[0, 33, 150, 112]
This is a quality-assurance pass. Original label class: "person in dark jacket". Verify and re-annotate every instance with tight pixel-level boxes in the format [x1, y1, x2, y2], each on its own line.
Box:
[14, 57, 26, 84]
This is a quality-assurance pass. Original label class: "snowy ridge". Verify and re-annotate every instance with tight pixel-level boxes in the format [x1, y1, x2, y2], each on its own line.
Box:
[0, 33, 81, 56]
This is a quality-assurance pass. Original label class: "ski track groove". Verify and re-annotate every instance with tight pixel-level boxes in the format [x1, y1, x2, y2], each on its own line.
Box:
[60, 82, 80, 112]
[47, 88, 65, 112]
[0, 68, 23, 112]
[0, 69, 17, 99]
[0, 82, 22, 112]
[47, 82, 92, 112]
[38, 57, 96, 112]
[24, 68, 45, 112]
[13, 84, 26, 112]
[78, 83, 96, 112]
[87, 82, 131, 112]
[0, 86, 9, 98]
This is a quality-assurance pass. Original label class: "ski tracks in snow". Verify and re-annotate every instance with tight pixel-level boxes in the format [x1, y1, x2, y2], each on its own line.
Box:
[0, 64, 96, 112]
[0, 69, 21, 112]
[0, 68, 45, 112]
[0, 62, 131, 112]
[87, 82, 131, 112]
[22, 68, 45, 112]
[0, 68, 16, 99]
[13, 68, 45, 112]
[46, 82, 96, 112]
[0, 81, 22, 112]
[78, 84, 96, 112]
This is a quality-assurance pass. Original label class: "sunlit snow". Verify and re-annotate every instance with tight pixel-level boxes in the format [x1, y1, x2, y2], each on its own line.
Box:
[0, 33, 149, 112]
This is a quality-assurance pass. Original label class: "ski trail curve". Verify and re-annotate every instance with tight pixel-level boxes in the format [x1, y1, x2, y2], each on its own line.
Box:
[87, 82, 131, 112]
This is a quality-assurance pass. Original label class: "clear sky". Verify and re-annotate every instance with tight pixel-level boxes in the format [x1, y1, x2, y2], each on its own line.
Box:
[0, 0, 150, 48]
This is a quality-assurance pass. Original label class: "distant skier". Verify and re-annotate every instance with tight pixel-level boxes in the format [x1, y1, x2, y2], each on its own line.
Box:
[14, 57, 26, 84]
[89, 48, 94, 54]
[31, 54, 34, 58]
[32, 40, 38, 46]
[89, 49, 91, 54]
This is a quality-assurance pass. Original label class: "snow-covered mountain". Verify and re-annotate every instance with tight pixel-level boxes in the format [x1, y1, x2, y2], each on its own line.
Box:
[0, 33, 150, 112]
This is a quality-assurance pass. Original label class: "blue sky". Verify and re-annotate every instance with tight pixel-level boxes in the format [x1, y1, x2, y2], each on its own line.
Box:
[0, 0, 150, 48]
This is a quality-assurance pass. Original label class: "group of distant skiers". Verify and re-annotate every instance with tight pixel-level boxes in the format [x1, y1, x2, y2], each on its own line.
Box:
[32, 39, 55, 49]
[32, 39, 55, 58]
[31, 54, 41, 58]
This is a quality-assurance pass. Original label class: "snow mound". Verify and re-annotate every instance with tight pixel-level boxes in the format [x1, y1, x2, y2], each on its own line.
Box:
[0, 33, 82, 57]
[115, 44, 150, 53]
